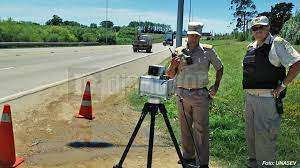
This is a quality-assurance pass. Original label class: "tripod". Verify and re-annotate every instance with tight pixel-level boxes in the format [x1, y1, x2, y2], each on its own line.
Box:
[113, 97, 187, 168]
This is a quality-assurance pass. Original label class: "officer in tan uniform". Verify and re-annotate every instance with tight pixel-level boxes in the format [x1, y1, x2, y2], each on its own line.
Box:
[167, 22, 224, 168]
[243, 16, 300, 168]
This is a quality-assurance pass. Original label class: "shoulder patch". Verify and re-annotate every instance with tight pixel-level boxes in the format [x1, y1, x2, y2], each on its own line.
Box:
[247, 43, 253, 48]
[175, 46, 186, 54]
[201, 44, 213, 49]
[274, 36, 284, 43]
[247, 41, 255, 48]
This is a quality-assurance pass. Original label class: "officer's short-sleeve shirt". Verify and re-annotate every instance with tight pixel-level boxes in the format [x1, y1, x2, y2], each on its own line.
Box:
[249, 33, 300, 69]
[207, 47, 223, 71]
[175, 44, 223, 89]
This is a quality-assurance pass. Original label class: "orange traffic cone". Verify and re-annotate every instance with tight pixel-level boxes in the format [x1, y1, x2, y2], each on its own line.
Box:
[0, 104, 24, 168]
[75, 81, 95, 120]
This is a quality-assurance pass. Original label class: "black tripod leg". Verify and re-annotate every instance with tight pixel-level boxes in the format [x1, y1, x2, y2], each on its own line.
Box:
[159, 104, 187, 168]
[147, 110, 156, 168]
[113, 108, 148, 168]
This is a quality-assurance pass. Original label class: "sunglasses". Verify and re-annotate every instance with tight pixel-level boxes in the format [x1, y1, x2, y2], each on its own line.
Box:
[251, 26, 265, 32]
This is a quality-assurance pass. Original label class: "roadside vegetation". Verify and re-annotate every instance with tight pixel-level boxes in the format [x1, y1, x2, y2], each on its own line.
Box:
[128, 39, 300, 167]
[0, 15, 167, 45]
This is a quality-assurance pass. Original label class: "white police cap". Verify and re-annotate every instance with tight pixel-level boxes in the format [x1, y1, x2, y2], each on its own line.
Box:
[251, 16, 269, 27]
[187, 22, 204, 36]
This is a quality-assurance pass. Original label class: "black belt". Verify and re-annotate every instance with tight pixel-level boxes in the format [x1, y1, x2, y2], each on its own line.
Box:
[178, 87, 207, 92]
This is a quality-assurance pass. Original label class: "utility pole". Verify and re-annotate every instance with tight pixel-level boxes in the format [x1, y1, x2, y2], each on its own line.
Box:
[176, 0, 184, 47]
[105, 0, 108, 45]
[189, 0, 192, 22]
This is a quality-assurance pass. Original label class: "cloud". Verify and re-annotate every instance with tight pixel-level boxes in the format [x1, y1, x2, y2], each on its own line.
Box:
[0, 4, 232, 33]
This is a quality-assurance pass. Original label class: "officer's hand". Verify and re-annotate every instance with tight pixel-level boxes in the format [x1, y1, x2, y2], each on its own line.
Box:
[209, 84, 218, 98]
[170, 56, 181, 68]
[272, 85, 285, 98]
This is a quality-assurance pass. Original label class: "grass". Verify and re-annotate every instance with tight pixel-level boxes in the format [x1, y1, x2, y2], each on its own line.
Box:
[294, 45, 300, 52]
[144, 33, 164, 43]
[127, 39, 300, 167]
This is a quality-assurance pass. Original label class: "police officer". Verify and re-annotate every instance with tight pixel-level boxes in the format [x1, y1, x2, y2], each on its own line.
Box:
[166, 22, 224, 168]
[243, 16, 300, 168]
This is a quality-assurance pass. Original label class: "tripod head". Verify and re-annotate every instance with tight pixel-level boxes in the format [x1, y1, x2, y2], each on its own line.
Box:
[148, 96, 161, 104]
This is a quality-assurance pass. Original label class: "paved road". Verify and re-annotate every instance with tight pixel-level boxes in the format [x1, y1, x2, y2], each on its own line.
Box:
[0, 43, 170, 99]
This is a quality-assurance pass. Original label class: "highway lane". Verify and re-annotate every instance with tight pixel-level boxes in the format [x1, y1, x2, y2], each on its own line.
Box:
[0, 43, 171, 99]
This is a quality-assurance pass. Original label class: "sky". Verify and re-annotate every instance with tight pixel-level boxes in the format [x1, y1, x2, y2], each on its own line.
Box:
[0, 0, 299, 33]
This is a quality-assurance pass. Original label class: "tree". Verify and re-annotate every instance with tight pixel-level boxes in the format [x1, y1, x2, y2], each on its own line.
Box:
[128, 21, 171, 34]
[258, 2, 294, 35]
[100, 21, 114, 28]
[128, 21, 139, 28]
[46, 15, 63, 25]
[113, 26, 121, 32]
[230, 0, 257, 33]
[280, 11, 300, 45]
[63, 21, 81, 27]
[90, 23, 98, 28]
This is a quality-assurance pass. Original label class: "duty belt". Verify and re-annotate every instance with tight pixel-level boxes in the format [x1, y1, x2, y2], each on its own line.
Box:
[178, 87, 207, 92]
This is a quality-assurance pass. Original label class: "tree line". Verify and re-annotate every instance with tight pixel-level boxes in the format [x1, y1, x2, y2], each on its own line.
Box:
[229, 1, 298, 44]
[0, 15, 169, 44]
[45, 15, 171, 34]
[0, 18, 137, 44]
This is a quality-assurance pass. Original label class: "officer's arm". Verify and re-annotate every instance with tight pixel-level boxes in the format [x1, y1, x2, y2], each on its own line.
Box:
[206, 45, 224, 89]
[214, 66, 224, 89]
[166, 65, 176, 78]
[283, 60, 300, 85]
[274, 37, 300, 86]
[272, 38, 300, 97]
[166, 58, 179, 78]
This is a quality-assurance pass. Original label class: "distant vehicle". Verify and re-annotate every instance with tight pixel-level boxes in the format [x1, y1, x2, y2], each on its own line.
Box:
[202, 32, 214, 40]
[132, 35, 153, 53]
[182, 30, 187, 37]
[163, 32, 174, 46]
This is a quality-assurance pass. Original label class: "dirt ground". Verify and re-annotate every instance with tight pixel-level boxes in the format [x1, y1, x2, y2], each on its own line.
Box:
[10, 87, 221, 168]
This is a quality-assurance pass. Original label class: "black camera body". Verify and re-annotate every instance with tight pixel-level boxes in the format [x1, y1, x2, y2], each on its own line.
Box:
[169, 47, 193, 65]
[181, 48, 193, 65]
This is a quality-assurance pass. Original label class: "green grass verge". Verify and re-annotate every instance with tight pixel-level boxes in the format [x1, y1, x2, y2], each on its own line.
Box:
[294, 45, 300, 52]
[127, 39, 300, 167]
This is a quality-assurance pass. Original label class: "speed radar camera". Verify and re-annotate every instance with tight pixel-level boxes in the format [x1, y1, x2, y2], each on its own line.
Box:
[138, 65, 175, 100]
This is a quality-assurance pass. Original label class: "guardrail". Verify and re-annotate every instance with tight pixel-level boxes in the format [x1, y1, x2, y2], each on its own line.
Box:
[0, 42, 100, 48]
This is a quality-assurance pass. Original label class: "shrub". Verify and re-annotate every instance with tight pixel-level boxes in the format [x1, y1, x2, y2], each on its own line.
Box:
[44, 26, 78, 42]
[116, 37, 133, 45]
[116, 27, 138, 44]
[82, 32, 97, 42]
[97, 31, 116, 45]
